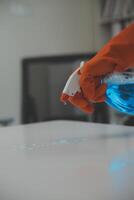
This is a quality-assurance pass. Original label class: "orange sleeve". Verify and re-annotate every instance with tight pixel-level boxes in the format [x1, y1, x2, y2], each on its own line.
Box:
[82, 23, 134, 76]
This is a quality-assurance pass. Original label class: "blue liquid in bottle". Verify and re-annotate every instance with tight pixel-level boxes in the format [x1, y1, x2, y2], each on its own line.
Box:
[104, 73, 134, 115]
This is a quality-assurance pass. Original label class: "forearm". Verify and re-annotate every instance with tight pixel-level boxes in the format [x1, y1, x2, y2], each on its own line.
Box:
[82, 23, 134, 77]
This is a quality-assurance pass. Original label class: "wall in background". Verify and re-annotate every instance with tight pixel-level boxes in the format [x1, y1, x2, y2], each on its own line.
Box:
[0, 0, 98, 124]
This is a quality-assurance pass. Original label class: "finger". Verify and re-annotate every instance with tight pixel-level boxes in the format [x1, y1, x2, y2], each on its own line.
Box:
[80, 75, 95, 100]
[69, 92, 94, 113]
[94, 83, 107, 102]
[94, 95, 105, 103]
[80, 75, 107, 102]
[60, 93, 69, 103]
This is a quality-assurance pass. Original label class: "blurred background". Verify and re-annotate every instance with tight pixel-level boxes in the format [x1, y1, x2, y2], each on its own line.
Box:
[0, 0, 134, 126]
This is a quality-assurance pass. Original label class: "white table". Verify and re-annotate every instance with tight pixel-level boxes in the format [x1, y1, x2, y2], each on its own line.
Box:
[0, 120, 134, 200]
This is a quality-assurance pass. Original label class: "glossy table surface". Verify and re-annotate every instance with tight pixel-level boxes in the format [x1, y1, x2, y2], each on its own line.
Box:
[0, 120, 134, 200]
